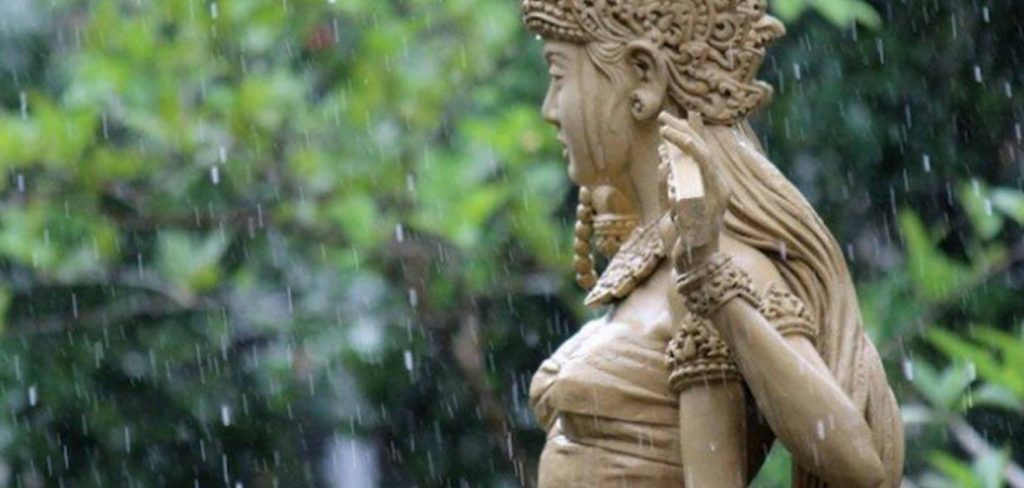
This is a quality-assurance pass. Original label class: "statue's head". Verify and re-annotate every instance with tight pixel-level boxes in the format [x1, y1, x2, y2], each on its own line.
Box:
[523, 0, 784, 187]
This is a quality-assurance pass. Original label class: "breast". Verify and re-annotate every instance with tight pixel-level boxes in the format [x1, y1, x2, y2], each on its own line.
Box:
[529, 293, 688, 486]
[529, 309, 679, 429]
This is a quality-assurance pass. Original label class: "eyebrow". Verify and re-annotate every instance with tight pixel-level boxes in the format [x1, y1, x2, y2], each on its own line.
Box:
[544, 51, 567, 65]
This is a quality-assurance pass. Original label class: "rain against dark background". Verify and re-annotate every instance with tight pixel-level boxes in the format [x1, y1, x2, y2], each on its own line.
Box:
[0, 0, 1022, 487]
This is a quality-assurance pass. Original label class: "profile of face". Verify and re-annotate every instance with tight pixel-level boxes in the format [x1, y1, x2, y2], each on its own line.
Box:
[541, 40, 667, 188]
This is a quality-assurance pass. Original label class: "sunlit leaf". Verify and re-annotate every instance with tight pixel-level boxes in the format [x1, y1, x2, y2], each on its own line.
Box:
[960, 180, 1003, 240]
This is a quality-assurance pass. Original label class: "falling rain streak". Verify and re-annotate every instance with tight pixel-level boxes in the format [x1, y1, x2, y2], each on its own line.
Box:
[0, 1, 1019, 487]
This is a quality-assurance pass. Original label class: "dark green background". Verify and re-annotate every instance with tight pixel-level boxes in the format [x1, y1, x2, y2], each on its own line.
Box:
[0, 0, 1022, 486]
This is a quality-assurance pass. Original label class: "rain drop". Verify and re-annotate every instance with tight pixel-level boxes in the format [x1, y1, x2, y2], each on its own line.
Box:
[902, 357, 914, 381]
[404, 350, 414, 372]
[221, 405, 232, 426]
[19, 91, 27, 119]
[922, 154, 931, 173]
[211, 166, 221, 185]
[28, 385, 37, 407]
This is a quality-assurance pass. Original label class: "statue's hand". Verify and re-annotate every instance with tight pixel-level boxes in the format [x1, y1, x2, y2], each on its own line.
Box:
[657, 111, 732, 273]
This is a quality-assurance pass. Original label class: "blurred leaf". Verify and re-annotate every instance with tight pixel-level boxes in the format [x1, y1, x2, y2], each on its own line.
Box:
[749, 444, 793, 487]
[772, 0, 881, 29]
[0, 201, 117, 280]
[972, 328, 1024, 379]
[960, 180, 1003, 240]
[930, 328, 1024, 399]
[972, 383, 1024, 413]
[929, 451, 982, 488]
[157, 231, 229, 295]
[974, 449, 1010, 488]
[910, 357, 973, 411]
[899, 210, 970, 302]
[990, 187, 1024, 226]
[901, 404, 936, 425]
[810, 0, 881, 29]
[0, 287, 10, 334]
[771, 0, 809, 22]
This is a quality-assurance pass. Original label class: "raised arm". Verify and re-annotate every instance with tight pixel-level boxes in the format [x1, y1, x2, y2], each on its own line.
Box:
[658, 112, 886, 487]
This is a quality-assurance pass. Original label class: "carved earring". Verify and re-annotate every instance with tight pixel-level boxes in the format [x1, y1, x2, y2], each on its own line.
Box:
[573, 187, 599, 290]
[630, 94, 645, 116]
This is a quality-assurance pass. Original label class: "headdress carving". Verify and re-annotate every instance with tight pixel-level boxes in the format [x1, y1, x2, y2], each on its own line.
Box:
[522, 0, 785, 125]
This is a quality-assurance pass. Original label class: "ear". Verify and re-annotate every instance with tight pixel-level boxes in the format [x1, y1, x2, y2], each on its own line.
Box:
[625, 40, 669, 122]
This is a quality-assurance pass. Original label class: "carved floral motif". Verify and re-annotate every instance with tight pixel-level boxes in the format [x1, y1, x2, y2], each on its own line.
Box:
[665, 312, 740, 392]
[760, 283, 819, 344]
[583, 217, 666, 306]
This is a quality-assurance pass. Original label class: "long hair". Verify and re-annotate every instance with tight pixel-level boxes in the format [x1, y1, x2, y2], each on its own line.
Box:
[701, 121, 905, 487]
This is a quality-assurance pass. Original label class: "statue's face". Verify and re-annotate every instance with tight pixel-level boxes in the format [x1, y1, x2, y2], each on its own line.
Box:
[541, 40, 634, 187]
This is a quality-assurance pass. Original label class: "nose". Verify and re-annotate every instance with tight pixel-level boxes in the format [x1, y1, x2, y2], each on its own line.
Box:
[541, 83, 558, 126]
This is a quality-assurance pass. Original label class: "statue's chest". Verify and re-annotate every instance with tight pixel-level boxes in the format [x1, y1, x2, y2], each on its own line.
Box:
[529, 311, 679, 426]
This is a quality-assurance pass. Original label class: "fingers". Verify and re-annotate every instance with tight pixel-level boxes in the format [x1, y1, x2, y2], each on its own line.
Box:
[659, 112, 704, 153]
[658, 113, 730, 207]
[660, 125, 711, 165]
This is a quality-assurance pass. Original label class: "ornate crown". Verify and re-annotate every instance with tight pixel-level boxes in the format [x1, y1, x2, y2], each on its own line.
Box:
[522, 0, 785, 125]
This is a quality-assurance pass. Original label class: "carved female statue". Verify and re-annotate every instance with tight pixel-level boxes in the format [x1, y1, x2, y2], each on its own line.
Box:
[522, 0, 905, 486]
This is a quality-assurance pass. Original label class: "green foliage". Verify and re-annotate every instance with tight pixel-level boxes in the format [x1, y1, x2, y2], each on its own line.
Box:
[899, 210, 971, 302]
[773, 0, 882, 29]
[887, 181, 1024, 486]
[928, 450, 1009, 488]
[0, 0, 1021, 486]
[930, 327, 1024, 409]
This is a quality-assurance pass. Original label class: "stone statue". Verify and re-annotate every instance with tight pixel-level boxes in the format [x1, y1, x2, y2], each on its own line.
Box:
[522, 0, 905, 486]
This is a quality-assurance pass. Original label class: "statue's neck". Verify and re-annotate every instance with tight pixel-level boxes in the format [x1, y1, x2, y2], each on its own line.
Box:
[628, 130, 666, 226]
[591, 116, 677, 228]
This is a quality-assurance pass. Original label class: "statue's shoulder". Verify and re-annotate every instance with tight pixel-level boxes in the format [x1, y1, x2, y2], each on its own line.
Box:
[719, 236, 819, 343]
[719, 236, 789, 295]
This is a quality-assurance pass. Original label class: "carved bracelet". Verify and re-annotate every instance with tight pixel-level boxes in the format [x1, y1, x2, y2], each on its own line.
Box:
[675, 252, 760, 318]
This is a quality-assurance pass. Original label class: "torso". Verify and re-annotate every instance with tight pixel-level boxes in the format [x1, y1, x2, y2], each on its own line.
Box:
[529, 237, 778, 487]
[530, 265, 689, 487]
